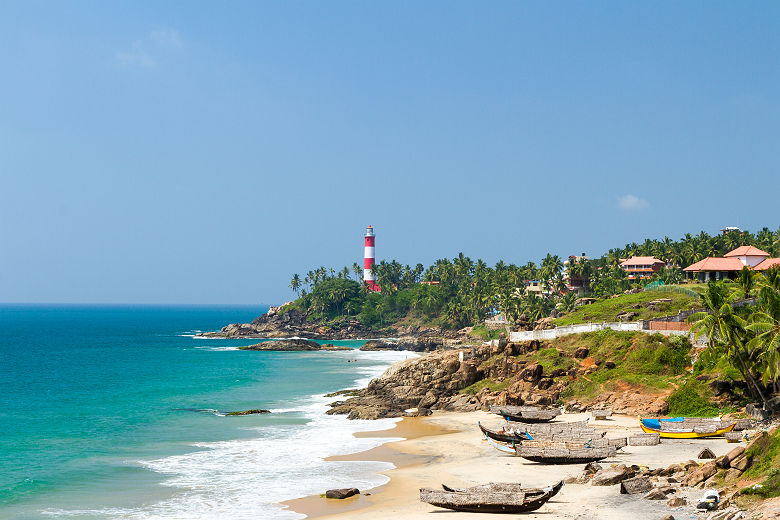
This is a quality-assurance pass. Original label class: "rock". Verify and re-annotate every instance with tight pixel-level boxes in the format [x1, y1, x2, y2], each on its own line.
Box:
[574, 347, 589, 359]
[745, 403, 769, 421]
[682, 461, 717, 487]
[359, 340, 400, 351]
[616, 311, 639, 322]
[667, 496, 687, 507]
[660, 516, 675, 520]
[325, 488, 360, 499]
[584, 462, 603, 475]
[225, 409, 271, 415]
[717, 446, 745, 468]
[620, 476, 653, 495]
[698, 448, 716, 459]
[729, 455, 749, 472]
[725, 431, 743, 442]
[320, 344, 352, 351]
[328, 349, 479, 418]
[604, 361, 616, 369]
[239, 339, 322, 351]
[592, 465, 635, 486]
[722, 468, 743, 481]
[645, 489, 668, 500]
[520, 363, 544, 383]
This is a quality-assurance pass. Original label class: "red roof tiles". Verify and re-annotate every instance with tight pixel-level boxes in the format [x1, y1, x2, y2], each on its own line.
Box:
[754, 258, 780, 271]
[683, 257, 745, 272]
[724, 246, 770, 258]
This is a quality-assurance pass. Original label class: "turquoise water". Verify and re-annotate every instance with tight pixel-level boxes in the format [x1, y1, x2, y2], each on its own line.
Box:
[0, 305, 409, 519]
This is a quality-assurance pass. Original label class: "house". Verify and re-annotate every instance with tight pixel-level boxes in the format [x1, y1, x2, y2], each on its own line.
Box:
[620, 256, 666, 280]
[563, 253, 590, 296]
[683, 246, 774, 281]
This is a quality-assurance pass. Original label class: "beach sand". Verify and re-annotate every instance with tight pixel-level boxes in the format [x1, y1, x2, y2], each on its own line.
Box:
[286, 411, 739, 520]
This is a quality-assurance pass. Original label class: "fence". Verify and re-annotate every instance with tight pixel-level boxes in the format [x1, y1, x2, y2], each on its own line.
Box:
[508, 320, 699, 342]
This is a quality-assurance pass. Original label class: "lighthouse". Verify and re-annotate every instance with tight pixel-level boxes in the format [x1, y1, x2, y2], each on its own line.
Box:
[363, 225, 378, 291]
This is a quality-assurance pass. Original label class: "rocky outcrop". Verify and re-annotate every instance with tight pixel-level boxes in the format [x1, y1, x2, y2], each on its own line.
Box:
[239, 339, 322, 351]
[327, 349, 481, 419]
[197, 307, 384, 340]
[226, 409, 271, 415]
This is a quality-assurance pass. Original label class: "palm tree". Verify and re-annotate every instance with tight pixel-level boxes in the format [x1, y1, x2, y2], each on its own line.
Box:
[738, 266, 755, 299]
[352, 262, 363, 283]
[289, 274, 302, 296]
[746, 282, 780, 393]
[688, 281, 768, 408]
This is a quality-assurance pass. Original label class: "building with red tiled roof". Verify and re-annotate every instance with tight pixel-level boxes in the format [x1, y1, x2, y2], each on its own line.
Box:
[684, 246, 776, 281]
[620, 256, 666, 280]
[723, 246, 771, 268]
[754, 258, 780, 271]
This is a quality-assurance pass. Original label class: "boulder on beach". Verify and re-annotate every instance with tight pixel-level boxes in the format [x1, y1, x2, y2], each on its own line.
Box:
[325, 488, 360, 499]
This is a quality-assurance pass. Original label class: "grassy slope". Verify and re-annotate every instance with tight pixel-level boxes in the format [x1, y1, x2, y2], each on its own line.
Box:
[462, 330, 737, 416]
[740, 428, 780, 499]
[553, 289, 699, 326]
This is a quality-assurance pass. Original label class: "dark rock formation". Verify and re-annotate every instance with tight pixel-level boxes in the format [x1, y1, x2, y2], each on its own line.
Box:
[226, 409, 271, 416]
[327, 349, 480, 419]
[325, 488, 360, 499]
[239, 339, 322, 351]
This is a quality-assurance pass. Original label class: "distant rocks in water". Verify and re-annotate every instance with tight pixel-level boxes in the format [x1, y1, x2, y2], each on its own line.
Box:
[325, 488, 360, 499]
[225, 409, 271, 416]
[320, 343, 352, 351]
[359, 336, 446, 352]
[239, 339, 322, 351]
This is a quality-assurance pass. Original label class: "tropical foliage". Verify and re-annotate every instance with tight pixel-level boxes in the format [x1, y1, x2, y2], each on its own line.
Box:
[688, 269, 780, 409]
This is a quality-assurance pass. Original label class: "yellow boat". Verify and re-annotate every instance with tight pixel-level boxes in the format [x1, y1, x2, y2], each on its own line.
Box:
[639, 418, 736, 439]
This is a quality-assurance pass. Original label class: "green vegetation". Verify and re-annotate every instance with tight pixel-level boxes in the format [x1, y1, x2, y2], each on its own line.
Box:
[688, 274, 780, 410]
[553, 290, 698, 326]
[557, 331, 693, 399]
[740, 428, 780, 498]
[462, 378, 512, 395]
[666, 380, 722, 416]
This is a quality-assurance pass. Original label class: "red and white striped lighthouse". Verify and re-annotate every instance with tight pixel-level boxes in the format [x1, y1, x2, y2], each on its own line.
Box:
[363, 225, 379, 291]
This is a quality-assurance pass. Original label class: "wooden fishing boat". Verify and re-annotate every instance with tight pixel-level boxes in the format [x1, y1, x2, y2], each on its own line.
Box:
[490, 405, 561, 423]
[420, 483, 556, 513]
[639, 418, 736, 439]
[514, 443, 616, 464]
[440, 480, 565, 499]
[479, 422, 530, 443]
[485, 435, 519, 454]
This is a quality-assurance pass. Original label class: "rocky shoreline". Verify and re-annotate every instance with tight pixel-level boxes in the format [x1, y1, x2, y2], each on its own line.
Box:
[195, 304, 480, 347]
[326, 339, 693, 420]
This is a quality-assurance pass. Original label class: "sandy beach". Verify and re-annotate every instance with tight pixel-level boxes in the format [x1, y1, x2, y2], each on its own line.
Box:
[286, 411, 739, 520]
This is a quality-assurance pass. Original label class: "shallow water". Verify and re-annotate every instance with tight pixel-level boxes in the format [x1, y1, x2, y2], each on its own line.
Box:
[0, 304, 413, 519]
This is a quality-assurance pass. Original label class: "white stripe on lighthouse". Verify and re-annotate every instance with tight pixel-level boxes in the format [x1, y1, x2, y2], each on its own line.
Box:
[364, 268, 375, 281]
[364, 246, 375, 258]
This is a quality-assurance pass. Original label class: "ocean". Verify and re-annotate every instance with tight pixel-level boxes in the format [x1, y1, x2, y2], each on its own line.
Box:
[0, 304, 413, 519]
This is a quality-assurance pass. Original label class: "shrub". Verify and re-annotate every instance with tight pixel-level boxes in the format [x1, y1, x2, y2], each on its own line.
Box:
[666, 381, 719, 416]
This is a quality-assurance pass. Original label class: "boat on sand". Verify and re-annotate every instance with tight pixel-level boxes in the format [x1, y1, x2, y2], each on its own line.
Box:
[420, 481, 559, 513]
[639, 417, 736, 439]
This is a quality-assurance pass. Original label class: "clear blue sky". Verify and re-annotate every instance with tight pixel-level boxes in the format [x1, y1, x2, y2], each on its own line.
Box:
[1, 2, 778, 304]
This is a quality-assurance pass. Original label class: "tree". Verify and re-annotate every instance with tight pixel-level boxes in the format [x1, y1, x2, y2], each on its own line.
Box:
[289, 274, 301, 296]
[688, 281, 768, 409]
[738, 266, 755, 299]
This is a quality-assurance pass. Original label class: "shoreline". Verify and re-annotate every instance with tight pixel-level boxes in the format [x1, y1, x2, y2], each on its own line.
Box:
[285, 411, 746, 520]
[283, 416, 456, 518]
